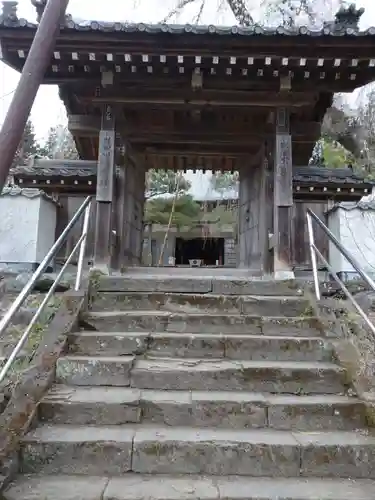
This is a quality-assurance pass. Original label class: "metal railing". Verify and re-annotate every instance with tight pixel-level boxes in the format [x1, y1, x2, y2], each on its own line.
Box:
[306, 208, 375, 337]
[0, 196, 92, 384]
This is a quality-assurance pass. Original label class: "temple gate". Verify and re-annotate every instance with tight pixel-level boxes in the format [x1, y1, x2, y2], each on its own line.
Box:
[1, 2, 375, 277]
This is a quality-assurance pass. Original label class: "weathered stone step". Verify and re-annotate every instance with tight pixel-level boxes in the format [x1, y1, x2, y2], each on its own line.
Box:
[82, 311, 323, 336]
[39, 385, 365, 430]
[56, 355, 345, 393]
[6, 474, 375, 500]
[90, 292, 311, 317]
[96, 275, 303, 296]
[20, 424, 375, 478]
[56, 355, 135, 387]
[131, 358, 345, 394]
[69, 331, 331, 362]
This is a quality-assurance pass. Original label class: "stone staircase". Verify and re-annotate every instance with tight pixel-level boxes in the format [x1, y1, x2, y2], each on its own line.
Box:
[4, 275, 375, 499]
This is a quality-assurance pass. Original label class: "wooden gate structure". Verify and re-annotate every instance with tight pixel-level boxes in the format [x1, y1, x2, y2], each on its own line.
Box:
[0, 2, 374, 276]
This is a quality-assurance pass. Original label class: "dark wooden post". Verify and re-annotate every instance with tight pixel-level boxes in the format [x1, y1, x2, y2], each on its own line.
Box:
[0, 0, 69, 192]
[273, 107, 294, 279]
[93, 104, 116, 272]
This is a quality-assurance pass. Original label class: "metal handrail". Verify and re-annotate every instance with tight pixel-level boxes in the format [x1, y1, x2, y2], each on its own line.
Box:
[306, 208, 375, 337]
[0, 195, 92, 383]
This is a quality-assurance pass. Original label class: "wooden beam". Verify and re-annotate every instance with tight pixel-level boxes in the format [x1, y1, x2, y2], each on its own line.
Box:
[78, 89, 318, 108]
[68, 114, 321, 142]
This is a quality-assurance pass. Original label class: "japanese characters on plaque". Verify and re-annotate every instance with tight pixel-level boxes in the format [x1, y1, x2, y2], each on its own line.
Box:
[275, 134, 292, 206]
[96, 129, 115, 202]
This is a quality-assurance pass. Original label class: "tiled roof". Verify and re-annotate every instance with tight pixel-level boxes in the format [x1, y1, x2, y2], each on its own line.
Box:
[11, 163, 373, 186]
[11, 160, 97, 178]
[0, 186, 56, 203]
[1, 19, 375, 37]
[0, 4, 373, 37]
[293, 166, 373, 185]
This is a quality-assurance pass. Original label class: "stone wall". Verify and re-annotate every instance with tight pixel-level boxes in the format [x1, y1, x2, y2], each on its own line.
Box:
[0, 189, 57, 272]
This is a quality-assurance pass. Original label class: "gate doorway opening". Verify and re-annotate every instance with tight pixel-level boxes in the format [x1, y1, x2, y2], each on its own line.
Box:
[175, 237, 224, 266]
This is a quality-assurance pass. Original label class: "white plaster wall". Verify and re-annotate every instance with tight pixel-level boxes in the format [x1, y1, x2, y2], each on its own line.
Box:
[328, 208, 375, 277]
[0, 196, 40, 264]
[36, 198, 57, 263]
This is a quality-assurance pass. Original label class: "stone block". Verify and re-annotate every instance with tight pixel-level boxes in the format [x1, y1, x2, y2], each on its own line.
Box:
[212, 279, 303, 296]
[267, 395, 366, 431]
[91, 292, 242, 314]
[164, 314, 262, 334]
[241, 296, 310, 316]
[97, 276, 213, 293]
[224, 335, 331, 362]
[261, 317, 322, 336]
[132, 427, 300, 476]
[297, 431, 375, 478]
[39, 386, 141, 425]
[103, 475, 219, 500]
[69, 332, 150, 356]
[21, 425, 135, 475]
[56, 355, 134, 386]
[141, 390, 192, 426]
[191, 391, 267, 428]
[131, 358, 345, 394]
[215, 476, 375, 500]
[83, 311, 167, 332]
[148, 333, 225, 358]
[4, 475, 109, 500]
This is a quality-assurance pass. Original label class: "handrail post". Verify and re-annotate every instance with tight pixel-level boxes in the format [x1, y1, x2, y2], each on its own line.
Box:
[306, 212, 321, 301]
[74, 203, 91, 291]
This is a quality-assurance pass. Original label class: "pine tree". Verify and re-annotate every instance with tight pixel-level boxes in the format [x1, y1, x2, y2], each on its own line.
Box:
[146, 170, 191, 198]
[42, 125, 79, 159]
[145, 195, 200, 228]
[12, 120, 40, 168]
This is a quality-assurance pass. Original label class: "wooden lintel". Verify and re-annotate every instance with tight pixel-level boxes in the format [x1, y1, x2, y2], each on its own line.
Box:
[78, 89, 318, 108]
[68, 114, 321, 142]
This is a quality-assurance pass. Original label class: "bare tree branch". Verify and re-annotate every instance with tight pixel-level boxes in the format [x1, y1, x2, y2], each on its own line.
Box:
[193, 0, 206, 23]
[163, 0, 254, 26]
[161, 0, 197, 23]
[226, 0, 254, 25]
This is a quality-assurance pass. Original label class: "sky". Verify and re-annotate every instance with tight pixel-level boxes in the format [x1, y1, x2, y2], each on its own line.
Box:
[0, 0, 375, 141]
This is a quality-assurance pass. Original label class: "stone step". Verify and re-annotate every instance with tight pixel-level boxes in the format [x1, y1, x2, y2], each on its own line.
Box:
[20, 424, 375, 478]
[90, 292, 311, 317]
[82, 311, 323, 336]
[56, 356, 346, 394]
[39, 385, 366, 430]
[69, 331, 332, 362]
[55, 355, 135, 387]
[96, 275, 303, 296]
[6, 474, 375, 500]
[131, 358, 346, 394]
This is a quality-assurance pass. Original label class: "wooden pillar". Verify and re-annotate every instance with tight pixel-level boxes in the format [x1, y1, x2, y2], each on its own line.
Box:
[93, 104, 115, 272]
[238, 158, 267, 272]
[123, 162, 135, 265]
[112, 162, 126, 271]
[273, 107, 294, 279]
[136, 167, 146, 264]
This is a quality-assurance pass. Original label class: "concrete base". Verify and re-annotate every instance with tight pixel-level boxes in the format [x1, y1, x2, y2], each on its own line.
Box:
[274, 270, 295, 281]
